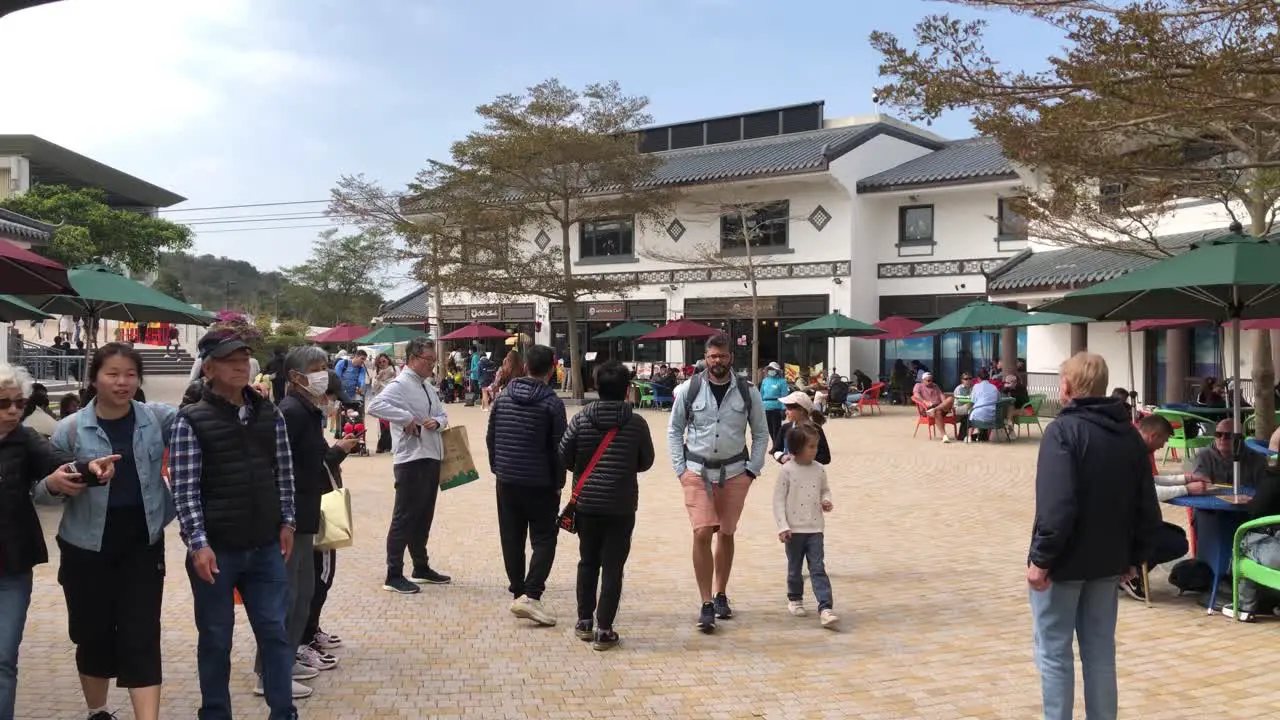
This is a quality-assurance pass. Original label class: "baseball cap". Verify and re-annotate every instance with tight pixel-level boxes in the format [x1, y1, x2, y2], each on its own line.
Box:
[767, 361, 782, 372]
[922, 372, 934, 380]
[197, 330, 251, 360]
[780, 391, 813, 411]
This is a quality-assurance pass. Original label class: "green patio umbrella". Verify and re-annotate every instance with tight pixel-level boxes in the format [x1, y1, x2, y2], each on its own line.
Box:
[0, 294, 52, 322]
[783, 312, 883, 337]
[1036, 232, 1280, 498]
[591, 321, 657, 340]
[1006, 311, 1093, 327]
[355, 325, 429, 345]
[915, 301, 1033, 334]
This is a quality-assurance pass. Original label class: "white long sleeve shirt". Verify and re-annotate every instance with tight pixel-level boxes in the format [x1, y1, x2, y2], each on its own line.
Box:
[1155, 473, 1190, 502]
[772, 461, 831, 534]
[366, 367, 448, 464]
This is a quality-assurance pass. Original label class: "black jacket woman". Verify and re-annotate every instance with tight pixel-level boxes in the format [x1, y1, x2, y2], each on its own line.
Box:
[0, 362, 115, 720]
[771, 391, 832, 465]
[557, 360, 654, 650]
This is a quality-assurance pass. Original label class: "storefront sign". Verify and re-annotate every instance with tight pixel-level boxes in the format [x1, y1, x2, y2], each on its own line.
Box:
[468, 306, 500, 321]
[585, 302, 626, 320]
[686, 296, 779, 318]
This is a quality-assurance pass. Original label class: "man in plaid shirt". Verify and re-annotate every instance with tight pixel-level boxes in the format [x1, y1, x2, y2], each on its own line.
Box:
[171, 330, 301, 719]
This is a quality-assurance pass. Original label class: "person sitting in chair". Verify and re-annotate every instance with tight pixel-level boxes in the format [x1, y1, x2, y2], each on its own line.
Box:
[912, 372, 955, 442]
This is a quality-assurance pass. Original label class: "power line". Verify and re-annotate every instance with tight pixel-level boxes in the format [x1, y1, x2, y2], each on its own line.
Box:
[159, 194, 407, 214]
[181, 214, 358, 226]
[193, 223, 339, 234]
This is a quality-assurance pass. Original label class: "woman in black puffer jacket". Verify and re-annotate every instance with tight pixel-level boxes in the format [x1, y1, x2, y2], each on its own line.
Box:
[558, 360, 654, 651]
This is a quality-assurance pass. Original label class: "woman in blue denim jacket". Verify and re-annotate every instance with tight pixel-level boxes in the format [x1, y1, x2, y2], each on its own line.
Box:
[34, 343, 177, 720]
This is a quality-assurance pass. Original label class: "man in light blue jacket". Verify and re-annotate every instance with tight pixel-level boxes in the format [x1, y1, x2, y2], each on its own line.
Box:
[667, 334, 769, 634]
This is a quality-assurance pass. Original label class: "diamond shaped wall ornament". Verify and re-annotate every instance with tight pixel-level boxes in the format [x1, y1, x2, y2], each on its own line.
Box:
[534, 230, 551, 251]
[808, 205, 832, 231]
[666, 218, 686, 242]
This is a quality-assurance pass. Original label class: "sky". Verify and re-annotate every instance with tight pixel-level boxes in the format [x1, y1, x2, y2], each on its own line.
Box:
[2, 0, 1061, 297]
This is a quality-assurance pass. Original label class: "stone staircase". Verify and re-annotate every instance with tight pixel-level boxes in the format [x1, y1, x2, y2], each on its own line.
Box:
[134, 346, 196, 376]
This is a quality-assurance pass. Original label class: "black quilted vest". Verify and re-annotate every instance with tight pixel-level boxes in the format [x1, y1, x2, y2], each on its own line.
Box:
[180, 387, 282, 551]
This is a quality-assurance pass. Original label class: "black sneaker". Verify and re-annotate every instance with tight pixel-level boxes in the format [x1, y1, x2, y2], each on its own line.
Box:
[87, 712, 116, 720]
[382, 576, 421, 594]
[574, 619, 594, 641]
[1120, 575, 1147, 602]
[592, 629, 620, 651]
[713, 593, 733, 619]
[697, 602, 716, 633]
[411, 567, 452, 585]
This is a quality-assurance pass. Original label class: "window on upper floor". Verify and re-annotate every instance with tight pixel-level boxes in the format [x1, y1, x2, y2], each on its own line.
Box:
[579, 216, 634, 260]
[898, 205, 934, 246]
[998, 197, 1029, 238]
[720, 200, 790, 252]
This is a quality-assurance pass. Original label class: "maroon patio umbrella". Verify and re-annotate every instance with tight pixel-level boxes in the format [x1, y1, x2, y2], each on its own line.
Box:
[1232, 318, 1280, 331]
[439, 321, 511, 341]
[872, 315, 923, 340]
[638, 318, 721, 341]
[0, 239, 72, 295]
[310, 323, 372, 344]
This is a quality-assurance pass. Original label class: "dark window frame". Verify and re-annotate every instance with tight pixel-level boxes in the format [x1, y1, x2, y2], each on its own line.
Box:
[578, 215, 636, 261]
[897, 205, 935, 246]
[997, 197, 1029, 239]
[719, 200, 791, 255]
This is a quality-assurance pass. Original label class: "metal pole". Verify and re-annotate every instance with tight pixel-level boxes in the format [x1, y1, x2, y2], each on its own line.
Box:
[1231, 292, 1242, 497]
[1126, 321, 1136, 421]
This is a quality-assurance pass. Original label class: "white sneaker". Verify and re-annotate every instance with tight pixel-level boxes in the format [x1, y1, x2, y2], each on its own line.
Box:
[292, 662, 320, 680]
[942, 435, 952, 443]
[820, 609, 840, 628]
[510, 596, 557, 626]
[297, 644, 338, 671]
[254, 678, 314, 698]
[787, 600, 807, 617]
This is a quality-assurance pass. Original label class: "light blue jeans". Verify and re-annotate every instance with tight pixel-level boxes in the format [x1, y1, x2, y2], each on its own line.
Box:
[1029, 577, 1119, 720]
[0, 571, 33, 720]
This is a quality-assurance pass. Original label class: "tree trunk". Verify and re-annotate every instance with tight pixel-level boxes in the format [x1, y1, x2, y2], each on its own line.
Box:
[561, 221, 583, 400]
[750, 285, 760, 380]
[433, 281, 447, 381]
[1250, 207, 1276, 440]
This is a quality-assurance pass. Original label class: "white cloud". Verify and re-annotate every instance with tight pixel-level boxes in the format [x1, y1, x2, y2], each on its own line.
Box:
[0, 0, 336, 149]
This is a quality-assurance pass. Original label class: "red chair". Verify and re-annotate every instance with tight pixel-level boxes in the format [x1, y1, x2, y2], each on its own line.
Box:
[913, 398, 957, 439]
[857, 382, 884, 415]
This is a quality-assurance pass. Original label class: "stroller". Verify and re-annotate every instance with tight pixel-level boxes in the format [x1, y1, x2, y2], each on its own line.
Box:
[339, 403, 370, 457]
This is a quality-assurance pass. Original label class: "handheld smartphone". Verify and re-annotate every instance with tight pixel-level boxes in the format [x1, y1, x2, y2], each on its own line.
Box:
[70, 463, 103, 487]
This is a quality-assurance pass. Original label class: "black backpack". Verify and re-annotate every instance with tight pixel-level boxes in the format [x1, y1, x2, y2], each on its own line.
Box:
[1169, 559, 1214, 594]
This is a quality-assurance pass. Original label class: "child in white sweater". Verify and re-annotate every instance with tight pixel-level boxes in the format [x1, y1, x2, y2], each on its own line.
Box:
[772, 424, 838, 628]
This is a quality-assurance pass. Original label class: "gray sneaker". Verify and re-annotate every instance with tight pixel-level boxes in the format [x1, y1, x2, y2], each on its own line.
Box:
[510, 596, 557, 626]
[254, 677, 314, 698]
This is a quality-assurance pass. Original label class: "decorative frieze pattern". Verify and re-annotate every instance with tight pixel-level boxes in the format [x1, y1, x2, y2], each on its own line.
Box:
[579, 260, 850, 286]
[877, 257, 1007, 279]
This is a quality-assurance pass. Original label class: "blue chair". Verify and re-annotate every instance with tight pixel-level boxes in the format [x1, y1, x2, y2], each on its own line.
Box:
[1245, 437, 1276, 457]
[650, 382, 675, 410]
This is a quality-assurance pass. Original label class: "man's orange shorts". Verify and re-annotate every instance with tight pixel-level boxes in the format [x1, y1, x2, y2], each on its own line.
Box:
[680, 472, 752, 534]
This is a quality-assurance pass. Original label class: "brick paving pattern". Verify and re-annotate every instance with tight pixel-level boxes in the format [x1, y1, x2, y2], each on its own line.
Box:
[14, 395, 1280, 718]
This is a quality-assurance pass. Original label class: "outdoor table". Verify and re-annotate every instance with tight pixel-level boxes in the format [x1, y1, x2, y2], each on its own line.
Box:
[1166, 489, 1256, 611]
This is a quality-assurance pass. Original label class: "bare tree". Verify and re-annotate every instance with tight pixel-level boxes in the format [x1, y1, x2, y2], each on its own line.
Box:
[642, 193, 801, 378]
[872, 0, 1280, 438]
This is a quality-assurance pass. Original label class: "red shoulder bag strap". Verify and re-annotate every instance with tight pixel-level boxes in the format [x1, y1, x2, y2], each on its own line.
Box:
[570, 428, 618, 502]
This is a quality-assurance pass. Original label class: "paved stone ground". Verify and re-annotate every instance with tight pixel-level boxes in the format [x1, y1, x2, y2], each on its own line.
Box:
[14, 379, 1280, 718]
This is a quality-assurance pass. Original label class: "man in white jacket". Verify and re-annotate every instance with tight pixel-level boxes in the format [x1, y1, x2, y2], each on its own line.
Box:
[366, 337, 451, 595]
[1128, 414, 1215, 601]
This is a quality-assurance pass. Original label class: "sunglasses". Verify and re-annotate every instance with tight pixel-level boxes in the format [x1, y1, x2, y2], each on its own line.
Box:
[0, 398, 27, 411]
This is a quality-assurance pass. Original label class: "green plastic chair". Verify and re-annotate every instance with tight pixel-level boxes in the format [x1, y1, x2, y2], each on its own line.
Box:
[1152, 409, 1215, 463]
[1230, 514, 1280, 621]
[1243, 411, 1279, 437]
[1014, 394, 1046, 438]
[637, 382, 655, 409]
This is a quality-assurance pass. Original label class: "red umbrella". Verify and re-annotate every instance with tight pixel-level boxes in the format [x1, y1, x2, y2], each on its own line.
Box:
[1231, 318, 1280, 331]
[310, 323, 372, 343]
[0, 239, 72, 295]
[439, 321, 511, 341]
[1115, 318, 1209, 333]
[638, 318, 721, 341]
[872, 315, 923, 340]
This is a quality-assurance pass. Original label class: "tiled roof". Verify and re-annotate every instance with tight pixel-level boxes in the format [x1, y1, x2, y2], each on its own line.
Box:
[986, 227, 1270, 292]
[857, 138, 1017, 192]
[0, 208, 55, 243]
[379, 286, 431, 321]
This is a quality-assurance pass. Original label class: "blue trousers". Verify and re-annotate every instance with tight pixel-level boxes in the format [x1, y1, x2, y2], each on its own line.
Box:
[1029, 577, 1120, 720]
[188, 543, 296, 720]
[785, 533, 833, 610]
[0, 572, 32, 720]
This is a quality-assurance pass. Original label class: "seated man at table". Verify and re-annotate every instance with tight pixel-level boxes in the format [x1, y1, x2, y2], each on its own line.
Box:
[1126, 415, 1215, 601]
[965, 370, 1001, 442]
[1222, 462, 1280, 621]
[912, 372, 954, 441]
[1192, 419, 1270, 488]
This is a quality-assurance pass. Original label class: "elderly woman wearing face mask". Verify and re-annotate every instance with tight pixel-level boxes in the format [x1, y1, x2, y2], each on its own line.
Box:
[255, 346, 358, 690]
[759, 362, 790, 441]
